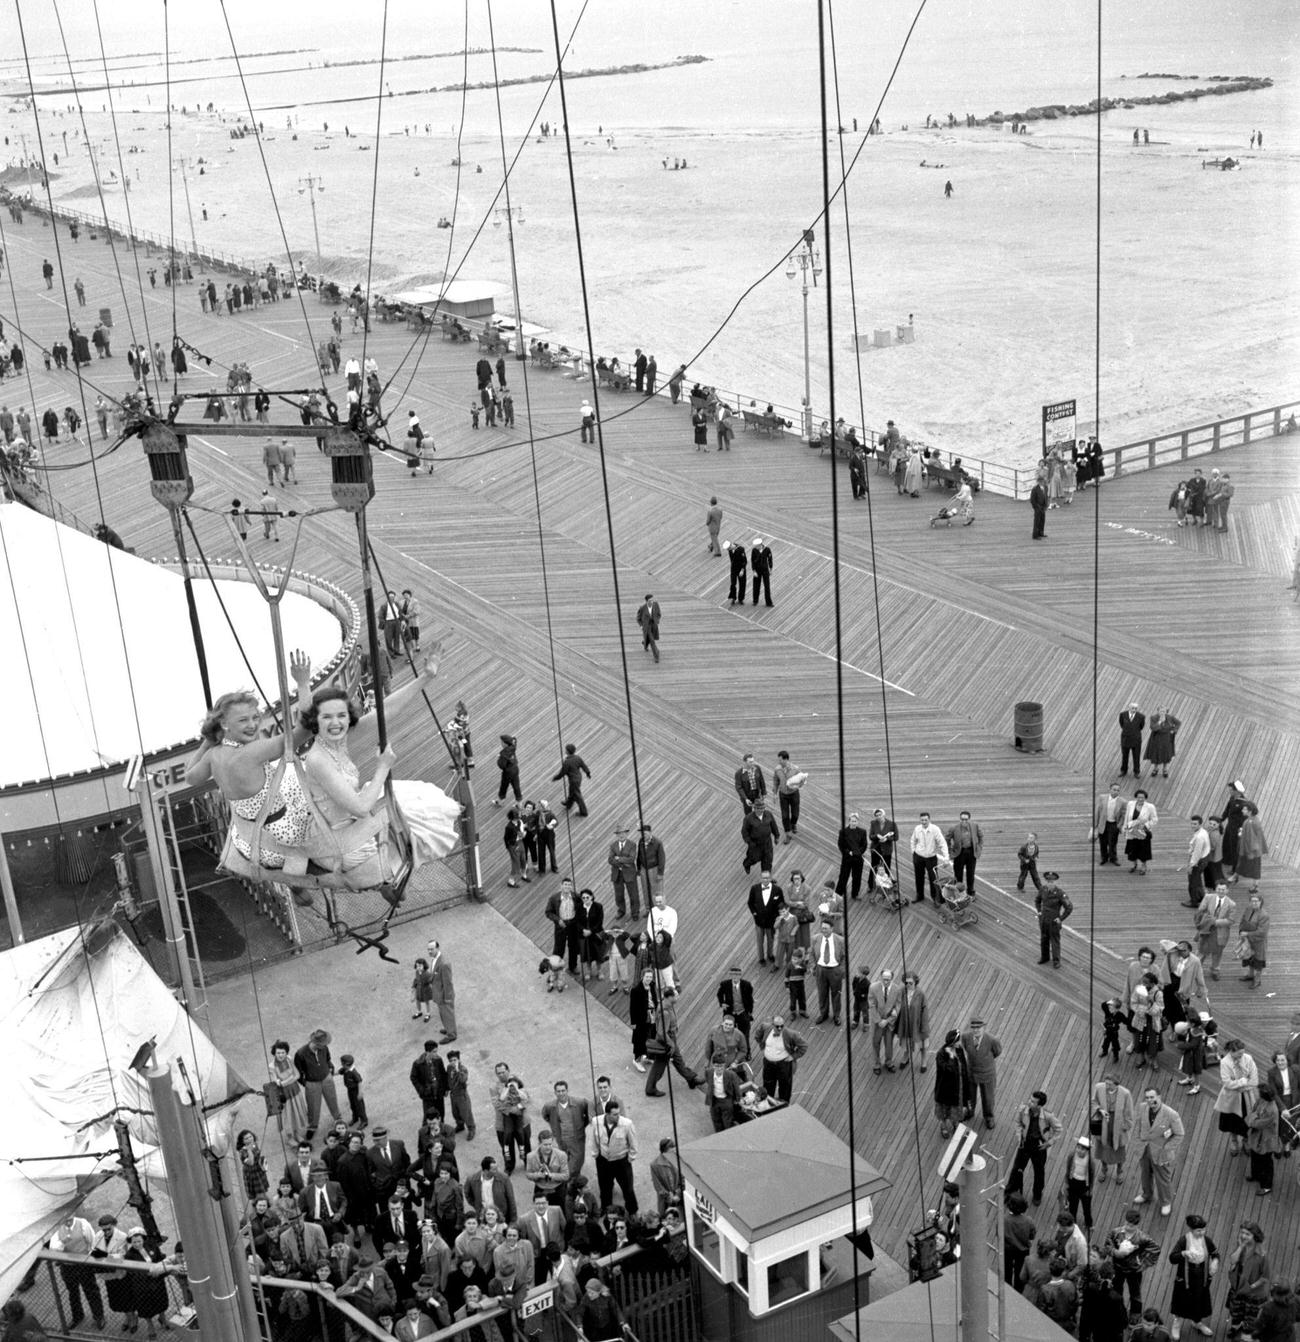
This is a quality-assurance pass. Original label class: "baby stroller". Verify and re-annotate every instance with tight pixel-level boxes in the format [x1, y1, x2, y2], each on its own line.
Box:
[930, 501, 961, 528]
[937, 862, 979, 928]
[869, 854, 904, 910]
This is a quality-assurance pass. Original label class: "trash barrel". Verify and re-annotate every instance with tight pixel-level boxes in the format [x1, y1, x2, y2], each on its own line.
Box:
[1014, 701, 1044, 753]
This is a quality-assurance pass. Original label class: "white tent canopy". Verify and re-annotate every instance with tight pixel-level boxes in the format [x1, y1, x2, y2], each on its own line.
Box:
[0, 923, 252, 1300]
[0, 505, 343, 786]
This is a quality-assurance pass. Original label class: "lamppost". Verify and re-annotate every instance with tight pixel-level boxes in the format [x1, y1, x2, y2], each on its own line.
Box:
[173, 155, 201, 273]
[493, 204, 526, 360]
[297, 174, 325, 271]
[785, 229, 821, 442]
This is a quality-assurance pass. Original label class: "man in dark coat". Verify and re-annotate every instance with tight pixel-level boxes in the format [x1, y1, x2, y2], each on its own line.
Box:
[750, 537, 774, 606]
[741, 801, 779, 875]
[836, 811, 869, 900]
[715, 968, 755, 1040]
[494, 735, 521, 806]
[725, 540, 747, 603]
[410, 1042, 449, 1123]
[746, 871, 785, 967]
[552, 743, 591, 816]
[733, 753, 766, 814]
[1118, 703, 1145, 777]
[1030, 477, 1049, 539]
[636, 594, 661, 663]
[634, 348, 647, 393]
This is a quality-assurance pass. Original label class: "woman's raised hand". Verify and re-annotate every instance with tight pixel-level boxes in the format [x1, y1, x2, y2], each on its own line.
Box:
[290, 649, 312, 682]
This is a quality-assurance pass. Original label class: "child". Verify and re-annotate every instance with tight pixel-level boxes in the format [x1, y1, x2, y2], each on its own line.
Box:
[1130, 980, 1164, 1069]
[338, 1053, 367, 1128]
[785, 947, 808, 1019]
[42, 349, 52, 371]
[444, 1049, 476, 1141]
[774, 903, 798, 971]
[1017, 832, 1044, 893]
[1169, 481, 1189, 526]
[1172, 1020, 1204, 1095]
[851, 965, 872, 1028]
[469, 401, 480, 429]
[1099, 998, 1123, 1061]
[539, 954, 565, 993]
[411, 956, 433, 1021]
[606, 926, 636, 995]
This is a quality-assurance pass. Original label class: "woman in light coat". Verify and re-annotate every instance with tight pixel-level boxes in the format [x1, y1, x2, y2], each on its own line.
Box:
[902, 445, 923, 497]
[1090, 1075, 1135, 1182]
[1214, 1042, 1260, 1157]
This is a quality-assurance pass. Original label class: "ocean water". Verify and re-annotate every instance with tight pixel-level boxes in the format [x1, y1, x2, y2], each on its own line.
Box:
[3, 0, 1297, 465]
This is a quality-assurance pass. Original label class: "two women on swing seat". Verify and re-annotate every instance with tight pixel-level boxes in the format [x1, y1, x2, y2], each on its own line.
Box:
[185, 645, 461, 890]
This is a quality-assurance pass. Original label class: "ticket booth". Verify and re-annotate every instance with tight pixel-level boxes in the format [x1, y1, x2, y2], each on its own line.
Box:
[679, 1105, 891, 1341]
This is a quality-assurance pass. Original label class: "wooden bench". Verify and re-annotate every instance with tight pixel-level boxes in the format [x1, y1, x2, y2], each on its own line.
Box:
[924, 459, 980, 492]
[598, 366, 630, 391]
[689, 393, 718, 421]
[741, 410, 782, 437]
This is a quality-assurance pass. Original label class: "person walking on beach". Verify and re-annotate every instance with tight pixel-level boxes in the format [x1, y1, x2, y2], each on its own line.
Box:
[944, 179, 953, 198]
[705, 497, 722, 555]
[636, 594, 661, 663]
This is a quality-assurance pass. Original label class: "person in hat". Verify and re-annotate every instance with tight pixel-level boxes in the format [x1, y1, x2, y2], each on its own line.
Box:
[750, 537, 774, 606]
[1064, 1135, 1098, 1230]
[493, 735, 521, 807]
[960, 1018, 1002, 1128]
[1036, 873, 1073, 968]
[725, 539, 748, 603]
[301, 1161, 348, 1241]
[1008, 1090, 1062, 1206]
[608, 824, 639, 920]
[122, 1229, 169, 1337]
[294, 1029, 342, 1139]
[1220, 780, 1251, 877]
[638, 825, 667, 906]
[636, 593, 661, 662]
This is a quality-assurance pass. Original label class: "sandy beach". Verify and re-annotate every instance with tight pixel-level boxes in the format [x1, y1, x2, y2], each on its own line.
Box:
[2, 0, 1296, 466]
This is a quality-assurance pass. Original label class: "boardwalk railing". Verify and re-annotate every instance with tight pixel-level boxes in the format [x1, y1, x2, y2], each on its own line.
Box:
[16, 192, 1296, 501]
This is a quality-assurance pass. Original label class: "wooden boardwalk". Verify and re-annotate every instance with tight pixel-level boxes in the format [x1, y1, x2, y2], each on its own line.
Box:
[4, 218, 1299, 1307]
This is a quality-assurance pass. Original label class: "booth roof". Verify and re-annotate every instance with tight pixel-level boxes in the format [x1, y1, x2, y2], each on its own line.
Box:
[678, 1105, 891, 1242]
[391, 278, 502, 307]
[829, 1269, 1077, 1342]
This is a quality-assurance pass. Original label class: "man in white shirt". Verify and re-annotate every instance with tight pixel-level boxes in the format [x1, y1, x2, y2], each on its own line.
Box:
[50, 1215, 103, 1328]
[910, 812, 950, 905]
[811, 918, 846, 1025]
[645, 890, 678, 941]
[1092, 782, 1126, 866]
[754, 1013, 807, 1102]
[345, 355, 361, 391]
[1184, 816, 1212, 908]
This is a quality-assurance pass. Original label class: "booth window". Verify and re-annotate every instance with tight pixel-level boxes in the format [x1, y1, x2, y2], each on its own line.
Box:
[767, 1250, 811, 1308]
[692, 1211, 722, 1278]
[735, 1250, 749, 1297]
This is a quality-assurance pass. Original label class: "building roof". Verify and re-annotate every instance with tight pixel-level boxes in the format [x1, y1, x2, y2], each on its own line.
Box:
[829, 1269, 1077, 1342]
[390, 279, 502, 308]
[678, 1105, 891, 1241]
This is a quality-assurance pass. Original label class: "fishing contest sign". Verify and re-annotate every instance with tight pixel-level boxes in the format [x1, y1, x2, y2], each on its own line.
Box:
[1042, 398, 1077, 454]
